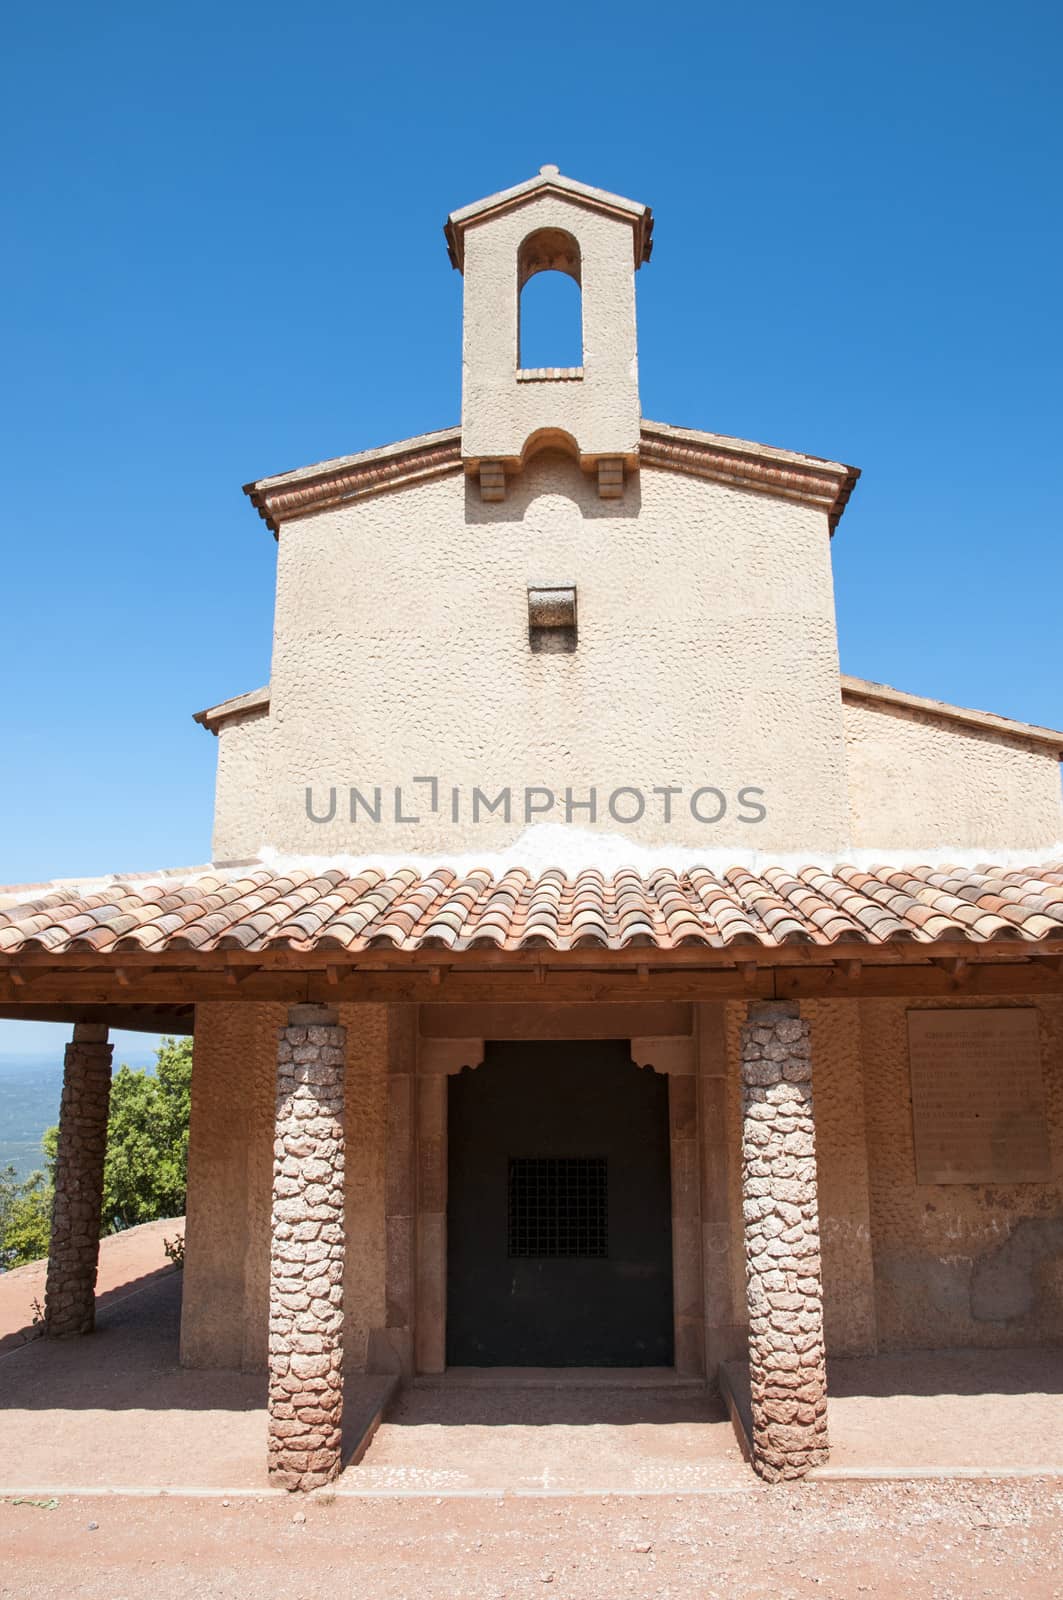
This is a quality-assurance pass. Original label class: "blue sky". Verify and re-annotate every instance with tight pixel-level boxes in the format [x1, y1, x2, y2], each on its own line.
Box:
[0, 0, 1060, 1058]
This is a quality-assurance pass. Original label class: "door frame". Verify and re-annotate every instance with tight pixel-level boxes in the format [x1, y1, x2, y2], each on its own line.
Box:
[383, 1001, 737, 1377]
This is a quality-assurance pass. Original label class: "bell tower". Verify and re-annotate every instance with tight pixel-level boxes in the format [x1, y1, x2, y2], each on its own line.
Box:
[445, 166, 653, 500]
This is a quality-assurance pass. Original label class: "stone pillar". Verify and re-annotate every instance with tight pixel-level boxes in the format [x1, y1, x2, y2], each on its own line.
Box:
[268, 1004, 346, 1491]
[740, 1000, 829, 1480]
[44, 1023, 113, 1336]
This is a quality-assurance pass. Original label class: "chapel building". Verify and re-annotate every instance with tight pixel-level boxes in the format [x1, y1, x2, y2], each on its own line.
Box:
[2, 168, 1062, 1488]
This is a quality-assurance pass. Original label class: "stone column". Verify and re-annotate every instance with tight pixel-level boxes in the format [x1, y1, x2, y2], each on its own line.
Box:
[268, 1004, 346, 1491]
[44, 1023, 113, 1336]
[740, 1000, 829, 1480]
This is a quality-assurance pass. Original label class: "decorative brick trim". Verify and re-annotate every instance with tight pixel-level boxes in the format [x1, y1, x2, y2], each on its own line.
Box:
[740, 1000, 829, 1480]
[245, 434, 463, 537]
[640, 426, 859, 532]
[241, 416, 859, 537]
[841, 675, 1063, 758]
[44, 1024, 113, 1337]
[192, 685, 270, 736]
[268, 1005, 346, 1491]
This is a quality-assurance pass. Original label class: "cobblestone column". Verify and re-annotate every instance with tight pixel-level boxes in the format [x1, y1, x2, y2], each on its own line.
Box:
[740, 1000, 829, 1480]
[44, 1023, 113, 1336]
[268, 1004, 346, 1491]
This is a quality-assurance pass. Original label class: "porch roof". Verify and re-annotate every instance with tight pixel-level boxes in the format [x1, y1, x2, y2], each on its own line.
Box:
[2, 858, 1062, 957]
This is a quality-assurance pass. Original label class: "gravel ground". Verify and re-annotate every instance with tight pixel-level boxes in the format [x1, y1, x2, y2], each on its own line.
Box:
[2, 1479, 1062, 1600]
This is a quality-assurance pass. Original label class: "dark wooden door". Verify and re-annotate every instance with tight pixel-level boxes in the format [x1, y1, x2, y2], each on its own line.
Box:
[446, 1040, 674, 1366]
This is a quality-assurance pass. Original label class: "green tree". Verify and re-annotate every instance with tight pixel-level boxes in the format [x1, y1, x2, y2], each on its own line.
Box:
[0, 1163, 20, 1264]
[2, 1169, 52, 1266]
[0, 1036, 192, 1266]
[102, 1037, 192, 1230]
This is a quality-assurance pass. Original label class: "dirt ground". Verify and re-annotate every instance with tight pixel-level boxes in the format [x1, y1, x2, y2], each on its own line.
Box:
[0, 1217, 181, 1355]
[356, 1379, 748, 1493]
[2, 1479, 1063, 1600]
[5, 1272, 1062, 1495]
[5, 1248, 1063, 1595]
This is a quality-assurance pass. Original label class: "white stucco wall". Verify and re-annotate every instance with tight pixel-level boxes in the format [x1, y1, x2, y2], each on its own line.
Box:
[843, 697, 1063, 851]
[213, 711, 272, 862]
[211, 450, 852, 859]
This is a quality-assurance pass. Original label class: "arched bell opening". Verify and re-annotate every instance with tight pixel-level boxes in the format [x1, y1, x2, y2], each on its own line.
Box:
[517, 227, 583, 372]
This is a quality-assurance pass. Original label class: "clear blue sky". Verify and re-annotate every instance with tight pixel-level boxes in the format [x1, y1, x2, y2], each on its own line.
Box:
[0, 0, 1060, 900]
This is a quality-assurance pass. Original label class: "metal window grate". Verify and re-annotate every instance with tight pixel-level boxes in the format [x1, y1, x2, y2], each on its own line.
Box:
[507, 1156, 607, 1258]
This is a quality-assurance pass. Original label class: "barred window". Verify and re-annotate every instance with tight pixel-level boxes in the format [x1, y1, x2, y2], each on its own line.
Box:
[507, 1156, 607, 1258]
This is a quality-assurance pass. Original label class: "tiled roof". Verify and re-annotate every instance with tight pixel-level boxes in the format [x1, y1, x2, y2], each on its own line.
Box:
[1, 861, 1062, 958]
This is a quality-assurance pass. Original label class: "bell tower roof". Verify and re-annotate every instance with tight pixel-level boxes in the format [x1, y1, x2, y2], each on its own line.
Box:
[444, 165, 653, 272]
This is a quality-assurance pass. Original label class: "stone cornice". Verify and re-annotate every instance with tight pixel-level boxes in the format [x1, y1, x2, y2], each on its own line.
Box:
[445, 169, 653, 272]
[243, 420, 860, 534]
[841, 675, 1063, 758]
[244, 429, 463, 537]
[639, 422, 860, 533]
[193, 685, 270, 735]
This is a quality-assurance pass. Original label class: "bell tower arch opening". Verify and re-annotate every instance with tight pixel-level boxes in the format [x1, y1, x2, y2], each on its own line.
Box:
[517, 226, 583, 373]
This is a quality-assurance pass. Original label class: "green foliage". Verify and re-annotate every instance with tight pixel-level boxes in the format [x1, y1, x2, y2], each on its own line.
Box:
[1, 1169, 52, 1268]
[102, 1037, 192, 1231]
[0, 1035, 193, 1267]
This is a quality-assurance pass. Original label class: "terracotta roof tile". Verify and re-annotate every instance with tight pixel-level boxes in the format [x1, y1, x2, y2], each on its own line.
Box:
[0, 860, 1061, 959]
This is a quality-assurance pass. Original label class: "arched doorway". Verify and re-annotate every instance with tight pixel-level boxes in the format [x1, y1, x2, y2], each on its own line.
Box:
[446, 1039, 674, 1366]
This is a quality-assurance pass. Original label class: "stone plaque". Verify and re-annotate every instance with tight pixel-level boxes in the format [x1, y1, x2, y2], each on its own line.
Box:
[907, 1009, 1051, 1184]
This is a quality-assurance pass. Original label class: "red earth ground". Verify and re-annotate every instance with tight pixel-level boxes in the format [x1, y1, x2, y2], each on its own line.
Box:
[4, 1223, 1063, 1596]
[2, 1479, 1063, 1600]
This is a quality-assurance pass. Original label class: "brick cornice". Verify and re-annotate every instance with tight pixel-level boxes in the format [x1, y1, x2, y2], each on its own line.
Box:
[244, 431, 463, 537]
[841, 675, 1063, 758]
[639, 423, 859, 532]
[244, 421, 859, 535]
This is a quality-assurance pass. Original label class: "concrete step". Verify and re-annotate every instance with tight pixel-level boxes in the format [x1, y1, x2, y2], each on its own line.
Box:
[413, 1366, 710, 1391]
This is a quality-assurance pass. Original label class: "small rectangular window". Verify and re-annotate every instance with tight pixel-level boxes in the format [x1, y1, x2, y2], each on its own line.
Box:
[507, 1156, 607, 1258]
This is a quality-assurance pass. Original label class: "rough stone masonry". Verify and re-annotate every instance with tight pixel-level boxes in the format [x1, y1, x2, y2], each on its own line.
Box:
[740, 1000, 829, 1480]
[44, 1023, 114, 1337]
[268, 1005, 347, 1490]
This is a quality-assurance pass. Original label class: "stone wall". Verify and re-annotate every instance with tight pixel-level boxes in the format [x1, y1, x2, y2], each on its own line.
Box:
[181, 991, 1063, 1379]
[181, 1000, 387, 1372]
[859, 994, 1063, 1350]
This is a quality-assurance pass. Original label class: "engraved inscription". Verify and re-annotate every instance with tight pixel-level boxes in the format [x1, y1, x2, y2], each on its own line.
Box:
[907, 1009, 1051, 1185]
